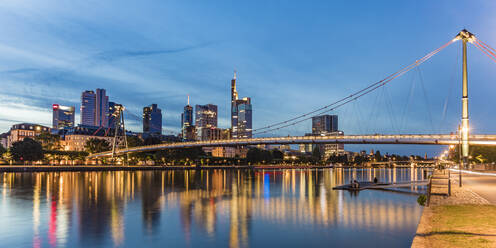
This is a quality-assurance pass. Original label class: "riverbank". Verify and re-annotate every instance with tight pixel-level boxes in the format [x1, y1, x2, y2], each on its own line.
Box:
[0, 164, 334, 172]
[411, 172, 496, 248]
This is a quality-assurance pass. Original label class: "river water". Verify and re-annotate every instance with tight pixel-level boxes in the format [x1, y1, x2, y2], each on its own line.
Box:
[0, 168, 427, 247]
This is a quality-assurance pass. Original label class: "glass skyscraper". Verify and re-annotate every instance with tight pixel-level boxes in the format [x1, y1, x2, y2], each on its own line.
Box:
[195, 104, 217, 140]
[81, 89, 109, 127]
[81, 90, 96, 126]
[181, 100, 194, 140]
[52, 104, 75, 129]
[143, 104, 162, 135]
[312, 115, 338, 134]
[95, 88, 109, 127]
[231, 72, 252, 138]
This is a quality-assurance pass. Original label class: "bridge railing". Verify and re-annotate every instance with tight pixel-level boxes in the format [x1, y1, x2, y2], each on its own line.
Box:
[86, 133, 496, 158]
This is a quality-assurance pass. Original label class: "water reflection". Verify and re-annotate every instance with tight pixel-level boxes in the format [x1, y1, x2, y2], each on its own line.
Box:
[0, 168, 425, 247]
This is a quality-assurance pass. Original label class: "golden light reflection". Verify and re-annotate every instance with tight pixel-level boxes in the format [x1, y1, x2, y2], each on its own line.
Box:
[0, 168, 425, 247]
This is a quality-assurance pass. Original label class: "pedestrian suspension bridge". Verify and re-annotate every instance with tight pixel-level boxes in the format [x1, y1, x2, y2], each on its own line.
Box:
[88, 30, 496, 168]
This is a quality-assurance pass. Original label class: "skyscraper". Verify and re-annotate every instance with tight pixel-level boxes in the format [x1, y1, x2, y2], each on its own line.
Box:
[52, 104, 75, 129]
[195, 104, 217, 140]
[143, 104, 162, 135]
[311, 114, 343, 159]
[95, 88, 109, 127]
[181, 96, 194, 140]
[231, 71, 252, 138]
[81, 89, 110, 127]
[81, 90, 96, 126]
[312, 115, 338, 134]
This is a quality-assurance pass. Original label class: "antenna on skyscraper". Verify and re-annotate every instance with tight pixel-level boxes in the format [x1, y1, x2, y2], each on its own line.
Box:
[233, 69, 237, 79]
[187, 94, 190, 105]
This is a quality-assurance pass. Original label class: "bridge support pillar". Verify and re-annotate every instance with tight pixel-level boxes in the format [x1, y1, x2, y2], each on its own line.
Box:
[457, 29, 474, 170]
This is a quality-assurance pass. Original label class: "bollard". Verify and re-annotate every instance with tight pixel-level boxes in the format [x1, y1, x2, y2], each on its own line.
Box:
[426, 178, 432, 207]
[448, 178, 451, 196]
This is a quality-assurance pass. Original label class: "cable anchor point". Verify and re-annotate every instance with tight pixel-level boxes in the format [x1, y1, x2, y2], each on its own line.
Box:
[455, 29, 476, 43]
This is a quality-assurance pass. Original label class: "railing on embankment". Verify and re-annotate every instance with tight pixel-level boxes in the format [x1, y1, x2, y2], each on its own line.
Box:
[426, 170, 451, 206]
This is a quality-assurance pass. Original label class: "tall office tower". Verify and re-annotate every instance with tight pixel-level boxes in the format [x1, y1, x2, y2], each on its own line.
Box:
[95, 88, 109, 127]
[231, 71, 238, 133]
[143, 103, 162, 135]
[52, 104, 75, 129]
[181, 96, 194, 140]
[311, 114, 343, 159]
[81, 90, 96, 126]
[311, 115, 338, 134]
[231, 71, 253, 138]
[195, 104, 218, 140]
[108, 102, 117, 128]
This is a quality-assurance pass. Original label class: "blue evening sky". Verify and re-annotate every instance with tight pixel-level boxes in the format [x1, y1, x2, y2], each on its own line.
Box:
[1, 0, 496, 155]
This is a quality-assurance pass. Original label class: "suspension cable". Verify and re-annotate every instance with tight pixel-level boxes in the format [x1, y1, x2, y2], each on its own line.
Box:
[477, 39, 496, 57]
[440, 41, 459, 132]
[417, 66, 435, 133]
[252, 39, 456, 136]
[473, 39, 496, 64]
[124, 108, 179, 135]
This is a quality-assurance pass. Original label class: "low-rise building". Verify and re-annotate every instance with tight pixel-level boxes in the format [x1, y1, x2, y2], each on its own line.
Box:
[268, 144, 291, 151]
[200, 127, 231, 141]
[201, 128, 233, 155]
[0, 132, 9, 149]
[212, 147, 236, 158]
[7, 123, 50, 147]
[298, 131, 345, 159]
[316, 131, 345, 159]
[61, 125, 114, 151]
[182, 125, 197, 141]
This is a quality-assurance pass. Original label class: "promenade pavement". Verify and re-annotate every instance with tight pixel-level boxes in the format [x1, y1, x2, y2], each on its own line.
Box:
[457, 172, 496, 204]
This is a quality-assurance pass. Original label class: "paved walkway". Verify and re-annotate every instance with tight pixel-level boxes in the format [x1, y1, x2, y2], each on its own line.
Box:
[455, 172, 496, 204]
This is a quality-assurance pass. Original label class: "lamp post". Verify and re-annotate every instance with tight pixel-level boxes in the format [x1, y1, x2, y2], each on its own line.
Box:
[458, 125, 462, 187]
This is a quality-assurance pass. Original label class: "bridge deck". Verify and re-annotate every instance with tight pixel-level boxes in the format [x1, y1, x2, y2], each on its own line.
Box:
[88, 134, 496, 158]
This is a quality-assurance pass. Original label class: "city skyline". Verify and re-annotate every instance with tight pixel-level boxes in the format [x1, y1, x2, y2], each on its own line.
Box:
[3, 1, 496, 155]
[1, 3, 495, 248]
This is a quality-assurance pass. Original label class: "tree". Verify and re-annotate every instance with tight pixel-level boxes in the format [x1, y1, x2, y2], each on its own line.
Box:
[127, 135, 144, 147]
[312, 146, 322, 161]
[2, 150, 13, 164]
[10, 138, 44, 162]
[261, 150, 273, 163]
[374, 150, 382, 162]
[44, 150, 89, 164]
[0, 144, 6, 157]
[451, 145, 496, 163]
[353, 155, 366, 164]
[247, 148, 263, 164]
[84, 138, 111, 154]
[35, 132, 61, 150]
[126, 135, 145, 163]
[144, 136, 161, 145]
[272, 149, 284, 160]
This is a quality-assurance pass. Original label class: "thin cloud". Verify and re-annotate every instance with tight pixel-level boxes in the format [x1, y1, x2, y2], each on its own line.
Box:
[92, 41, 217, 62]
[1, 68, 41, 74]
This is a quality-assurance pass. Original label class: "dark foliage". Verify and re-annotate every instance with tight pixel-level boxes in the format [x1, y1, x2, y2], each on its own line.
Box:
[10, 138, 44, 162]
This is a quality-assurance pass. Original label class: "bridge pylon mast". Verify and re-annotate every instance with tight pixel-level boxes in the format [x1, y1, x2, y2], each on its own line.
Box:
[455, 29, 475, 169]
[111, 104, 129, 164]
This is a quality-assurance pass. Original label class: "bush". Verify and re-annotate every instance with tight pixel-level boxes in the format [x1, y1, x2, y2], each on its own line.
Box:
[417, 194, 427, 206]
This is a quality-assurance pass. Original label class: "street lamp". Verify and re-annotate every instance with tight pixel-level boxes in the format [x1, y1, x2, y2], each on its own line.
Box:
[458, 125, 462, 187]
